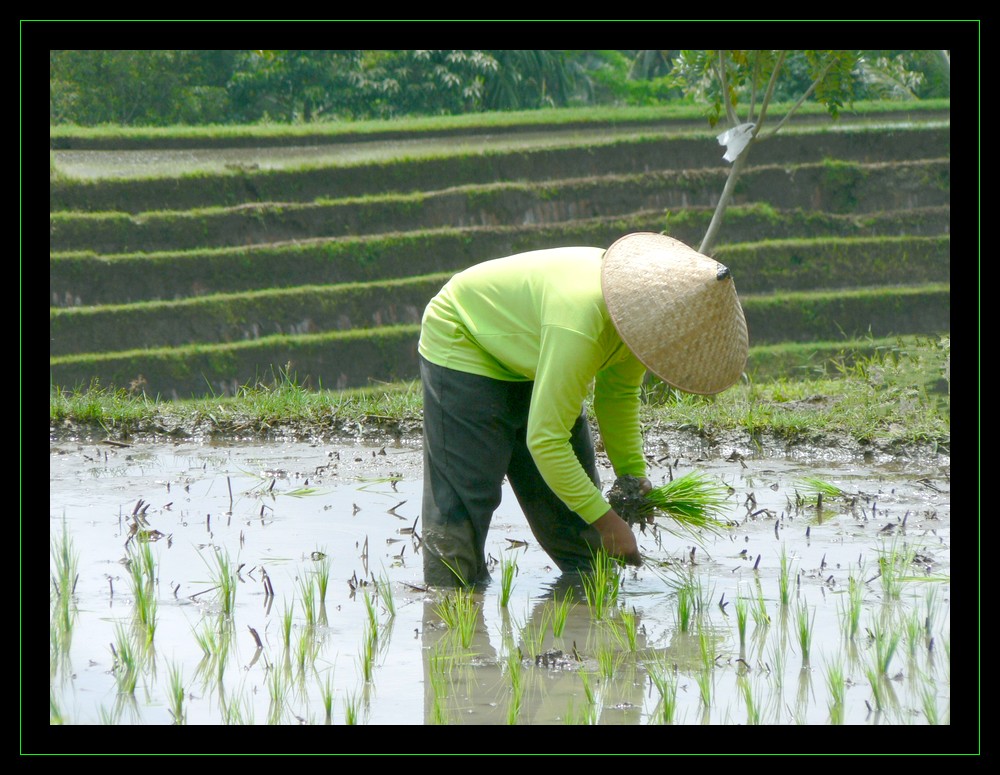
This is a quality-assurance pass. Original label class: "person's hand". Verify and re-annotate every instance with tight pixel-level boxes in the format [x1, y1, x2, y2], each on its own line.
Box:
[592, 508, 642, 566]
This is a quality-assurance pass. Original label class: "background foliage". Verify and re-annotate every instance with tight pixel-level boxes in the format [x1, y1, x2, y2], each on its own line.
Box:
[49, 49, 950, 127]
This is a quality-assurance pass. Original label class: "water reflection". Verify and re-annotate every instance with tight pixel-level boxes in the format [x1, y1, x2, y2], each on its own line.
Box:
[47, 439, 951, 729]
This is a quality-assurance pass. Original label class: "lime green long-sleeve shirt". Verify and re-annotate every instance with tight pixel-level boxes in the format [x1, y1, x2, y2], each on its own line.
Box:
[418, 246, 648, 523]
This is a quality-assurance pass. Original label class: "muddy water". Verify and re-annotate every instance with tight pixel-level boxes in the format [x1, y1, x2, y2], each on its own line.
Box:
[48, 437, 950, 731]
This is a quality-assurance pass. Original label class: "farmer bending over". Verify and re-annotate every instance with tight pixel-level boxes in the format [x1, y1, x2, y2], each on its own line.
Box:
[417, 232, 748, 587]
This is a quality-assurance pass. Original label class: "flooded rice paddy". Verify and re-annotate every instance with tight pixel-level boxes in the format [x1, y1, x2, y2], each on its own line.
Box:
[48, 436, 951, 733]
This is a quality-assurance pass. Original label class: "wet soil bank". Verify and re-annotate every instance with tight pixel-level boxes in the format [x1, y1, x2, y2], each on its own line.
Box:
[49, 418, 950, 472]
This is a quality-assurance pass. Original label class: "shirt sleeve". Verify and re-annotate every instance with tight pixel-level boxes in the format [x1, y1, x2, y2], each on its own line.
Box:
[594, 356, 648, 481]
[525, 325, 616, 524]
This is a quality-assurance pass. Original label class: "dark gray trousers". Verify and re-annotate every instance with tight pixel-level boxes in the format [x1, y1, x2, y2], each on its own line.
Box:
[420, 355, 604, 587]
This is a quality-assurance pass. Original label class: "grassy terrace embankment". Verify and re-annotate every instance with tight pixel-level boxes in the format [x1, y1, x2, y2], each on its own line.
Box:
[50, 122, 949, 215]
[50, 235, 949, 356]
[48, 157, 949, 254]
[49, 100, 951, 150]
[49, 102, 950, 413]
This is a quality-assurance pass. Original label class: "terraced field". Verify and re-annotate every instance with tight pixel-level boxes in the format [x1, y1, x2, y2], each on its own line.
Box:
[49, 108, 950, 400]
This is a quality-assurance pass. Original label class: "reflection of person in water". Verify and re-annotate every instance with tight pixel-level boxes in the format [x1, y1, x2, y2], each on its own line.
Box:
[420, 576, 658, 726]
[418, 233, 748, 587]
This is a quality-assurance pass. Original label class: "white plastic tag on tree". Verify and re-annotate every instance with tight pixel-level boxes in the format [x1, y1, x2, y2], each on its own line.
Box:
[717, 122, 756, 162]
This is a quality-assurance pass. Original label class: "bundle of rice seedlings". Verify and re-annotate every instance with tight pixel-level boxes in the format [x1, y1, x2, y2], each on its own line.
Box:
[795, 476, 845, 499]
[608, 471, 731, 538]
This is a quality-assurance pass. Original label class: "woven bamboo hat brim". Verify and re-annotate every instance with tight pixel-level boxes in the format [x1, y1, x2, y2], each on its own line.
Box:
[601, 232, 749, 395]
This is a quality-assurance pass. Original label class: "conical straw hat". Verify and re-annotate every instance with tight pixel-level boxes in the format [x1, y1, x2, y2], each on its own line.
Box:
[601, 232, 749, 395]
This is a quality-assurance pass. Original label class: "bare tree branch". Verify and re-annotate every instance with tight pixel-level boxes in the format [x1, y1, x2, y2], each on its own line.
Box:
[752, 50, 786, 137]
[763, 57, 835, 139]
[747, 51, 761, 122]
[698, 151, 751, 256]
[717, 51, 740, 126]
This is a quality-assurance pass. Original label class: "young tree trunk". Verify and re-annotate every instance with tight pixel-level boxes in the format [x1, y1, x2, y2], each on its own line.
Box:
[698, 148, 752, 257]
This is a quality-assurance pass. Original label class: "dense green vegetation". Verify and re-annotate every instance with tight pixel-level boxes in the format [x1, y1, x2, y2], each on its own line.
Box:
[49, 333, 950, 452]
[49, 50, 950, 127]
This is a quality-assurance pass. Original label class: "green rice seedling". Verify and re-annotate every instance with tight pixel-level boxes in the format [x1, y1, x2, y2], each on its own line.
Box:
[562, 700, 590, 725]
[621, 608, 639, 654]
[166, 661, 186, 725]
[343, 691, 361, 725]
[674, 583, 694, 633]
[96, 704, 118, 726]
[127, 542, 157, 648]
[313, 550, 331, 605]
[794, 476, 845, 503]
[596, 642, 620, 681]
[750, 584, 771, 629]
[499, 550, 518, 609]
[355, 608, 383, 685]
[734, 587, 749, 651]
[794, 668, 815, 724]
[215, 550, 237, 617]
[359, 625, 376, 683]
[796, 600, 816, 665]
[924, 584, 941, 636]
[199, 547, 237, 617]
[920, 683, 940, 725]
[904, 607, 924, 660]
[506, 648, 525, 725]
[607, 608, 639, 654]
[295, 627, 322, 681]
[865, 664, 887, 713]
[319, 672, 335, 724]
[49, 620, 65, 681]
[550, 588, 574, 639]
[876, 536, 918, 600]
[374, 606, 397, 662]
[50, 517, 78, 637]
[581, 548, 620, 622]
[839, 573, 865, 640]
[777, 544, 794, 606]
[193, 619, 217, 662]
[520, 609, 550, 660]
[111, 623, 139, 695]
[646, 657, 679, 724]
[698, 629, 716, 674]
[577, 669, 599, 724]
[281, 600, 294, 650]
[765, 639, 787, 692]
[737, 673, 762, 725]
[266, 664, 289, 725]
[695, 668, 713, 708]
[825, 657, 846, 725]
[49, 689, 64, 726]
[427, 646, 454, 725]
[135, 536, 156, 583]
[299, 575, 318, 628]
[375, 572, 396, 618]
[207, 617, 235, 689]
[362, 587, 379, 636]
[672, 572, 707, 634]
[870, 618, 902, 676]
[434, 586, 480, 649]
[221, 691, 256, 726]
